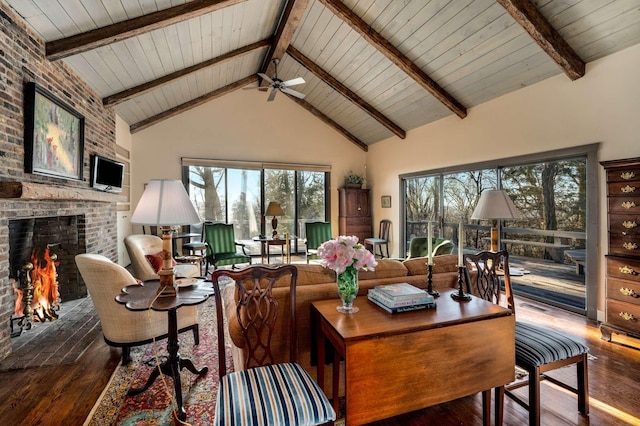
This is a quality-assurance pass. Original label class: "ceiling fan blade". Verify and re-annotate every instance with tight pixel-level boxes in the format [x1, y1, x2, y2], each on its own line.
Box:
[281, 77, 305, 87]
[267, 88, 278, 102]
[257, 72, 273, 84]
[281, 87, 306, 99]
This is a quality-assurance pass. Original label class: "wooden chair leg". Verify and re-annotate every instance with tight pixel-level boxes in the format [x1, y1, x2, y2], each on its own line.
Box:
[482, 389, 491, 426]
[577, 355, 589, 415]
[495, 386, 504, 426]
[121, 346, 131, 365]
[529, 367, 541, 426]
[192, 324, 200, 345]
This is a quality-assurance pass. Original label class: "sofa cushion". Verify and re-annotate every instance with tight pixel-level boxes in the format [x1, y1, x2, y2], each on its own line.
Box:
[403, 254, 459, 276]
[358, 259, 407, 280]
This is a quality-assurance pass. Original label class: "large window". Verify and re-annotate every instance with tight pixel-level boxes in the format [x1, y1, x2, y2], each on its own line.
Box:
[183, 159, 329, 247]
[400, 144, 598, 318]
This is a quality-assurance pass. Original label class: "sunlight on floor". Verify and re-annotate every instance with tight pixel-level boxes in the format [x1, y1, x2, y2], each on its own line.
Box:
[546, 381, 640, 425]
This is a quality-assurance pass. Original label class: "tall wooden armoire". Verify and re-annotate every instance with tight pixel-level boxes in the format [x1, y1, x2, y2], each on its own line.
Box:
[338, 187, 372, 244]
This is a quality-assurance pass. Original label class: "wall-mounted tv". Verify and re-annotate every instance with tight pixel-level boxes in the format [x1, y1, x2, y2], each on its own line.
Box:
[90, 154, 124, 193]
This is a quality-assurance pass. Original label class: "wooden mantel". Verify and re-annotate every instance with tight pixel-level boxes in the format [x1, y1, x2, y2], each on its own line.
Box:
[0, 181, 126, 203]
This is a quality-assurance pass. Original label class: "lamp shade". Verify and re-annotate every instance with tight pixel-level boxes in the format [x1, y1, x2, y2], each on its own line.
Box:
[131, 179, 201, 226]
[471, 190, 522, 220]
[265, 201, 284, 217]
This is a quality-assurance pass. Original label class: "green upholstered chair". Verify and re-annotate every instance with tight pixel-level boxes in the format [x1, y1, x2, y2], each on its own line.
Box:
[407, 237, 454, 259]
[203, 222, 251, 273]
[304, 221, 332, 263]
[433, 238, 454, 256]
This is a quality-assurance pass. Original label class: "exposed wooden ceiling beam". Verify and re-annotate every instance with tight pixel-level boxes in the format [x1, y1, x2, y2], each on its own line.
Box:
[46, 0, 246, 61]
[318, 0, 467, 119]
[130, 75, 257, 134]
[261, 0, 310, 80]
[104, 38, 270, 107]
[497, 0, 585, 80]
[287, 45, 405, 139]
[287, 95, 368, 152]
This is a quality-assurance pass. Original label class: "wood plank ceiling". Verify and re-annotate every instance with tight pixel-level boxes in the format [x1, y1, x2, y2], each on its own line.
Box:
[6, 0, 640, 151]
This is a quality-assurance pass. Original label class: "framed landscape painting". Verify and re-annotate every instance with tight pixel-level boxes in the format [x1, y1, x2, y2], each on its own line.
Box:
[24, 82, 84, 180]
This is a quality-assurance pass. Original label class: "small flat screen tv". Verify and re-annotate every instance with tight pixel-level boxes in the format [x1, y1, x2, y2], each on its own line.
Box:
[90, 154, 124, 193]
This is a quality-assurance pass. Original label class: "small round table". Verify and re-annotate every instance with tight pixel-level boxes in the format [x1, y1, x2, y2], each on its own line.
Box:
[115, 279, 213, 421]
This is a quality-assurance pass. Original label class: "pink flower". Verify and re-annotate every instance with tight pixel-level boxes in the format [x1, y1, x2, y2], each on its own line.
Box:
[317, 235, 377, 274]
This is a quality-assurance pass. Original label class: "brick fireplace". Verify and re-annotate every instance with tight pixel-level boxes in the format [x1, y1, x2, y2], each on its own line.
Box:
[0, 184, 123, 360]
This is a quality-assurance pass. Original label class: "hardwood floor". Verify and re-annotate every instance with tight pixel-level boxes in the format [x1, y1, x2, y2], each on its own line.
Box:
[0, 295, 638, 426]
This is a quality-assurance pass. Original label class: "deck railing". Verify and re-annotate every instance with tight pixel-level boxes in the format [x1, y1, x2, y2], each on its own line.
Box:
[406, 221, 586, 263]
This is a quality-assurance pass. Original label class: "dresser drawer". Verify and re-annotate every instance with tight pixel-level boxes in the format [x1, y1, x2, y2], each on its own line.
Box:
[609, 234, 640, 256]
[606, 277, 640, 304]
[606, 256, 640, 283]
[345, 217, 371, 226]
[606, 299, 640, 333]
[606, 166, 640, 183]
[609, 214, 640, 235]
[607, 181, 640, 196]
[608, 196, 640, 214]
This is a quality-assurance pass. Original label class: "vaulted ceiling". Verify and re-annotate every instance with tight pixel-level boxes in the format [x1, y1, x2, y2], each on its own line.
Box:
[6, 0, 640, 151]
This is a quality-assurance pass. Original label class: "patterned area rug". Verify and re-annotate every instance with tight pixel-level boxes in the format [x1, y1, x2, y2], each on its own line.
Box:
[85, 298, 226, 425]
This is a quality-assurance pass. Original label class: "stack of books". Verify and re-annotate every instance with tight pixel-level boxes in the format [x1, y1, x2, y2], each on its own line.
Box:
[368, 282, 436, 314]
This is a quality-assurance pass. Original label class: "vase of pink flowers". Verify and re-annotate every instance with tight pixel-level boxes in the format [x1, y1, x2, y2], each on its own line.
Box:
[317, 235, 377, 313]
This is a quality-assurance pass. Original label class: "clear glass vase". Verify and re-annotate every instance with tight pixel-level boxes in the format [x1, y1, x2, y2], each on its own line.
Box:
[336, 268, 359, 314]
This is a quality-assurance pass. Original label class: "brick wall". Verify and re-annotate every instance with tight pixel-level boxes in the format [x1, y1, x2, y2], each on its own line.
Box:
[0, 4, 118, 360]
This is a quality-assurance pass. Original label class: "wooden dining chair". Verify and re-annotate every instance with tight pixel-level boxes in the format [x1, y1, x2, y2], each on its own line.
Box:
[464, 250, 589, 426]
[211, 265, 335, 426]
[364, 219, 391, 258]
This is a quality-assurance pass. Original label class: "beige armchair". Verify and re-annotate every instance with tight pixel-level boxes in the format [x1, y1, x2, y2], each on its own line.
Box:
[124, 234, 200, 282]
[75, 254, 199, 364]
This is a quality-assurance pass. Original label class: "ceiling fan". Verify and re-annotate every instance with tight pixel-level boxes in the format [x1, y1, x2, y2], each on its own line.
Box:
[245, 58, 306, 102]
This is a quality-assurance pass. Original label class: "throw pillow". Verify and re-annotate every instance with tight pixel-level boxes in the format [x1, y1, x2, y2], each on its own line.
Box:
[145, 253, 163, 272]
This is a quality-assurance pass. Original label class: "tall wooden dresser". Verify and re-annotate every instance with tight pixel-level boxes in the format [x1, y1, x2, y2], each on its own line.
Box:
[600, 157, 640, 344]
[338, 188, 372, 244]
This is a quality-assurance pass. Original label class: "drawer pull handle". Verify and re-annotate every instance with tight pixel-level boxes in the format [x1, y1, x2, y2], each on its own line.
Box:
[619, 312, 636, 321]
[623, 242, 638, 250]
[619, 266, 638, 275]
[620, 287, 639, 298]
[622, 221, 638, 229]
[621, 171, 636, 180]
[621, 201, 636, 209]
[621, 185, 636, 193]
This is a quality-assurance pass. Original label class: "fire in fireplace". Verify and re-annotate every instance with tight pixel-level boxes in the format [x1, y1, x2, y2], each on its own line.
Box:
[11, 247, 61, 336]
[8, 215, 85, 337]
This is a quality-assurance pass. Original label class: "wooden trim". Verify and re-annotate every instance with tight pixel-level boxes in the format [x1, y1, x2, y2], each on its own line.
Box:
[287, 46, 405, 139]
[129, 75, 257, 133]
[0, 182, 126, 202]
[103, 38, 270, 107]
[497, 0, 585, 80]
[286, 95, 368, 152]
[261, 0, 310, 80]
[318, 0, 467, 119]
[46, 0, 246, 60]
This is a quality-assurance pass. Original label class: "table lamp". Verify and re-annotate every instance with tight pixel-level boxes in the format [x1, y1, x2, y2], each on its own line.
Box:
[471, 189, 522, 252]
[265, 201, 284, 238]
[131, 180, 201, 296]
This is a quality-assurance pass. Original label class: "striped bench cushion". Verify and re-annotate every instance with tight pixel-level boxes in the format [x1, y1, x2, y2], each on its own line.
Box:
[515, 321, 589, 368]
[215, 362, 336, 426]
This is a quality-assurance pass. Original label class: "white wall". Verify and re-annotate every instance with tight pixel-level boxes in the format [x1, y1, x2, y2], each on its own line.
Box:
[367, 42, 640, 313]
[130, 88, 367, 234]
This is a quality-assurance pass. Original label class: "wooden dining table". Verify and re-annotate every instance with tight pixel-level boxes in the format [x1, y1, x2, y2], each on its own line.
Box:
[312, 289, 515, 425]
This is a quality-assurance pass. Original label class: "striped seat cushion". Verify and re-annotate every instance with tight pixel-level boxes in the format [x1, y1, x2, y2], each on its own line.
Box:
[515, 321, 589, 368]
[215, 362, 336, 426]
